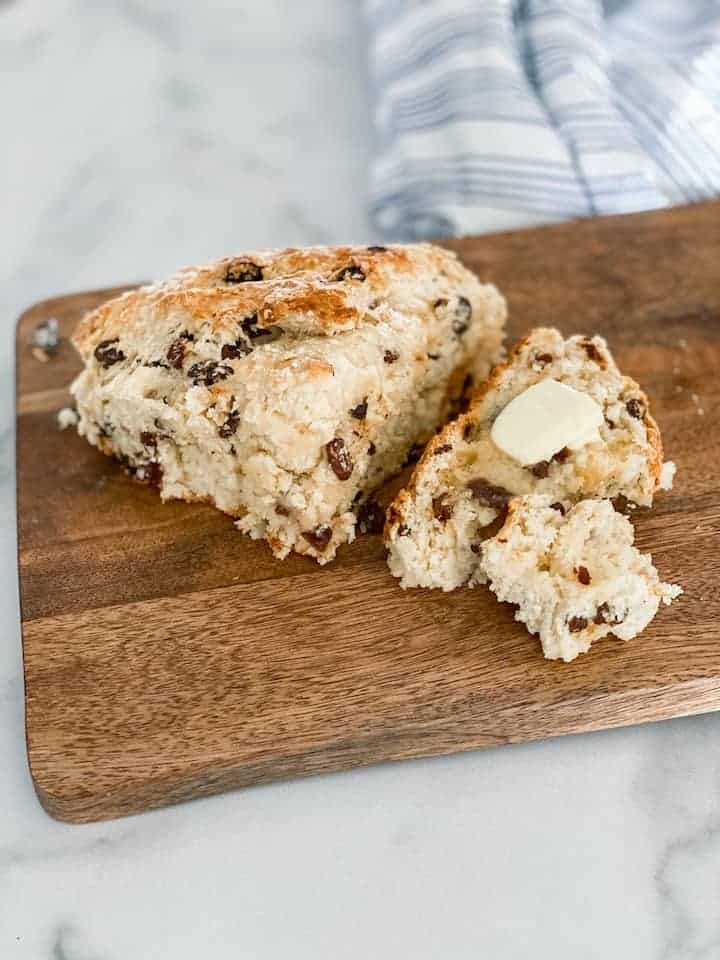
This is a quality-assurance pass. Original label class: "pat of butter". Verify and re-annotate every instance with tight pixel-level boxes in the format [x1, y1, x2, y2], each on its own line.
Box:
[491, 379, 604, 466]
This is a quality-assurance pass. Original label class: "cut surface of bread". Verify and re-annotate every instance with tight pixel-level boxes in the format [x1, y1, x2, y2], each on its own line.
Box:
[385, 327, 664, 590]
[481, 495, 682, 662]
[70, 244, 506, 563]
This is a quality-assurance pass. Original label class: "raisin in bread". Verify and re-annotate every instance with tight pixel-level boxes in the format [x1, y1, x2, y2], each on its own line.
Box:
[71, 244, 506, 563]
[385, 327, 664, 590]
[481, 495, 681, 662]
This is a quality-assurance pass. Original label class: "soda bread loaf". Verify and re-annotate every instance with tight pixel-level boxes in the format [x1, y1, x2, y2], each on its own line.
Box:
[481, 495, 681, 662]
[70, 244, 506, 563]
[385, 327, 664, 590]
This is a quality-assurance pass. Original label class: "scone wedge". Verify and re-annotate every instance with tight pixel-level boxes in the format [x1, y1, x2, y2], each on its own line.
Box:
[385, 327, 664, 589]
[70, 244, 505, 562]
[481, 495, 682, 662]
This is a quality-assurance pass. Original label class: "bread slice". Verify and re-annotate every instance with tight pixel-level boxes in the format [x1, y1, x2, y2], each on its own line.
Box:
[70, 244, 506, 563]
[385, 327, 664, 589]
[481, 495, 681, 662]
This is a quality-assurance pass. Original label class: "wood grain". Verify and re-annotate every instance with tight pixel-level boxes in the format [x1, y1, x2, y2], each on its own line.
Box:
[16, 202, 720, 823]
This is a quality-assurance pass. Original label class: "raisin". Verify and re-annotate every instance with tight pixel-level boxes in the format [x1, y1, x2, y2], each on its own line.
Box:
[530, 460, 550, 478]
[140, 431, 157, 448]
[550, 501, 566, 515]
[452, 296, 472, 335]
[535, 352, 553, 367]
[612, 495, 632, 515]
[326, 438, 354, 480]
[275, 503, 290, 517]
[166, 338, 187, 369]
[333, 264, 365, 282]
[626, 398, 644, 419]
[241, 312, 282, 342]
[366, 245, 387, 253]
[568, 616, 588, 633]
[594, 603, 624, 626]
[397, 524, 411, 537]
[577, 566, 591, 585]
[368, 442, 376, 456]
[432, 494, 454, 523]
[404, 443, 424, 466]
[225, 260, 263, 283]
[219, 410, 241, 438]
[94, 339, 125, 368]
[582, 339, 606, 367]
[467, 478, 511, 511]
[221, 339, 252, 360]
[433, 444, 453, 456]
[470, 542, 482, 554]
[384, 349, 399, 364]
[302, 525, 332, 551]
[553, 447, 570, 463]
[261, 325, 283, 343]
[187, 360, 233, 386]
[350, 399, 368, 420]
[357, 499, 385, 534]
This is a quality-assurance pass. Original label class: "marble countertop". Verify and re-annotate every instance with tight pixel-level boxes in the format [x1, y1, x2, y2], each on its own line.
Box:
[2, 1, 718, 957]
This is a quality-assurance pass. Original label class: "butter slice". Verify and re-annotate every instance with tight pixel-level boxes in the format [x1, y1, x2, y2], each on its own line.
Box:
[491, 379, 604, 466]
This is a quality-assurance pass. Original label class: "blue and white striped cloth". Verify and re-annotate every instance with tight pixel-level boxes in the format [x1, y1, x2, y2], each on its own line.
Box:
[364, 0, 720, 238]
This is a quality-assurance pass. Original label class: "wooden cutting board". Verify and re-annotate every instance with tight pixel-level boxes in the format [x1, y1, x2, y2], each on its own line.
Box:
[16, 202, 720, 823]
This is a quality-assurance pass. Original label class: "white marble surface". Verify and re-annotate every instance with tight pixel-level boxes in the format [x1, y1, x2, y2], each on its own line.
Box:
[2, 1, 719, 957]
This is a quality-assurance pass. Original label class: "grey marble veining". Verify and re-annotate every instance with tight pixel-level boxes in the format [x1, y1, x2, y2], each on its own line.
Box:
[2, 1, 719, 957]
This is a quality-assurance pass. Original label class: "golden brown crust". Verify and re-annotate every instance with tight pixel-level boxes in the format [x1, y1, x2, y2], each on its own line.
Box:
[72, 244, 474, 361]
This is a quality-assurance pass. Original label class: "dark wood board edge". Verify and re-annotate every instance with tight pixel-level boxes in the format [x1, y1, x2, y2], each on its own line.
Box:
[30, 674, 720, 823]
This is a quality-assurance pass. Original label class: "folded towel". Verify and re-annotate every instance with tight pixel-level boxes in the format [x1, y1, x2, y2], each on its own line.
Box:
[364, 0, 720, 238]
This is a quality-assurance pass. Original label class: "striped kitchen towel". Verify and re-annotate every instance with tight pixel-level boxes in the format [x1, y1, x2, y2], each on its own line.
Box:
[364, 0, 720, 238]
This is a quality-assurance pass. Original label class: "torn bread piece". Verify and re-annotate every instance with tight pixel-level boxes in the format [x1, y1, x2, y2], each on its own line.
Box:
[385, 327, 666, 590]
[70, 244, 506, 563]
[481, 495, 682, 662]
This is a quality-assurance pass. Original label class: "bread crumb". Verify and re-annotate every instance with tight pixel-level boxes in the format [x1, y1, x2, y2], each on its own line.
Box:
[678, 338, 688, 350]
[57, 407, 79, 430]
[659, 460, 676, 491]
[32, 317, 60, 358]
